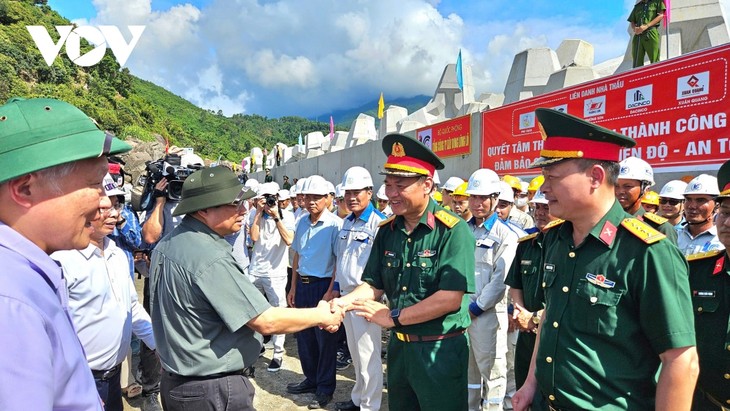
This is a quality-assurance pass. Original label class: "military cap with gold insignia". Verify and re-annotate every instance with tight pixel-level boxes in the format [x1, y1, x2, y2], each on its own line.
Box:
[381, 133, 444, 177]
[717, 159, 730, 200]
[530, 108, 636, 168]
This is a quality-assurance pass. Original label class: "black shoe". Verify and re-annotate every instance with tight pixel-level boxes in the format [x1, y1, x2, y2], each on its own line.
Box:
[308, 392, 332, 409]
[140, 394, 162, 411]
[286, 380, 317, 394]
[335, 399, 360, 411]
[267, 358, 282, 372]
[259, 346, 266, 357]
[335, 355, 352, 370]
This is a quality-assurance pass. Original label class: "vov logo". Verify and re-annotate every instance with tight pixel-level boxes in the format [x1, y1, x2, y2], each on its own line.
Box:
[26, 25, 145, 67]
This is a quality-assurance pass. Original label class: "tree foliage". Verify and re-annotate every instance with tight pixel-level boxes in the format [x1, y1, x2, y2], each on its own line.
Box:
[0, 1, 336, 162]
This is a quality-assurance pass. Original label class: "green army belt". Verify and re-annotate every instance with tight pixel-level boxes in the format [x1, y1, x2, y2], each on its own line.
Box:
[394, 329, 465, 343]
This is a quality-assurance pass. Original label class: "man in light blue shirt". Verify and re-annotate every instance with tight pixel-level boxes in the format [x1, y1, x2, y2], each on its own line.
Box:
[0, 97, 131, 410]
[287, 175, 343, 409]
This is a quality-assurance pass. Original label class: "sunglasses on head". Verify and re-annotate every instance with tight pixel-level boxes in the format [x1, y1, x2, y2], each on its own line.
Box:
[659, 198, 682, 205]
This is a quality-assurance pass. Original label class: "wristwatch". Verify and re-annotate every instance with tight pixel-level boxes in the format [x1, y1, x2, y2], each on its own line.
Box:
[273, 217, 280, 222]
[390, 308, 402, 327]
[531, 311, 541, 325]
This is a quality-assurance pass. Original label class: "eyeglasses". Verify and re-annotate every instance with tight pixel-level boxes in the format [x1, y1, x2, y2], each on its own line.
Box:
[99, 202, 123, 215]
[659, 198, 682, 205]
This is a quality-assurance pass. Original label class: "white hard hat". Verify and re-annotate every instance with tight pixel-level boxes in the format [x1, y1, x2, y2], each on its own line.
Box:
[618, 156, 654, 186]
[258, 182, 279, 197]
[180, 153, 204, 168]
[659, 180, 688, 200]
[465, 169, 501, 196]
[684, 174, 720, 196]
[302, 175, 330, 195]
[335, 183, 344, 199]
[520, 181, 529, 194]
[102, 173, 125, 197]
[498, 181, 515, 203]
[442, 177, 465, 192]
[325, 181, 336, 195]
[278, 189, 290, 200]
[376, 184, 388, 201]
[341, 166, 373, 190]
[433, 170, 441, 185]
[294, 177, 307, 194]
[530, 190, 549, 204]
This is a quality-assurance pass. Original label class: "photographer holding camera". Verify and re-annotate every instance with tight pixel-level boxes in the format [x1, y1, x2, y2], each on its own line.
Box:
[249, 182, 295, 372]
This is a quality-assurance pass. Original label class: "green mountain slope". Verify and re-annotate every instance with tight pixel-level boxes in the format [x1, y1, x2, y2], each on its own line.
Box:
[0, 0, 330, 161]
[323, 95, 431, 127]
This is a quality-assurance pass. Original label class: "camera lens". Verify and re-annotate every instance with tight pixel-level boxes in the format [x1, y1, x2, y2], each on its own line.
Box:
[266, 196, 277, 207]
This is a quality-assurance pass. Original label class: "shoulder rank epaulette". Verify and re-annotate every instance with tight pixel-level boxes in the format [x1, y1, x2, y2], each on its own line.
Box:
[686, 249, 724, 261]
[518, 232, 539, 243]
[378, 215, 395, 227]
[620, 218, 666, 244]
[434, 210, 459, 228]
[542, 219, 565, 231]
[642, 212, 668, 225]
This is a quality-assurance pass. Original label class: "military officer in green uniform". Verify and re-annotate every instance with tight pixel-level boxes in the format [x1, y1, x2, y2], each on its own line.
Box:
[615, 156, 678, 244]
[332, 134, 476, 411]
[628, 0, 666, 67]
[505, 190, 562, 411]
[688, 159, 730, 410]
[512, 108, 698, 411]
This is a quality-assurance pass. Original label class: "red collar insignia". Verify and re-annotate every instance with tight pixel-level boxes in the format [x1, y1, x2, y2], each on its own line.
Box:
[713, 256, 725, 275]
[599, 220, 617, 246]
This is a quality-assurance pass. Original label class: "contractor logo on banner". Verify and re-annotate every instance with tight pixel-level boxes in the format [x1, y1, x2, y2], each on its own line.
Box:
[677, 71, 710, 100]
[584, 96, 606, 117]
[519, 112, 535, 130]
[417, 128, 433, 149]
[27, 25, 145, 67]
[626, 85, 653, 109]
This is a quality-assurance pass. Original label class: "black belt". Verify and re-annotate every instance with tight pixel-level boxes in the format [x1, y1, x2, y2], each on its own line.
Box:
[298, 276, 331, 284]
[165, 367, 252, 382]
[91, 363, 122, 381]
[394, 329, 465, 343]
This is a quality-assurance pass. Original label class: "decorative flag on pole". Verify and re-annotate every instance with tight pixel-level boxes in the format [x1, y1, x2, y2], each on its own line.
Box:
[663, 0, 670, 27]
[378, 92, 384, 119]
[298, 132, 303, 146]
[330, 116, 335, 140]
[164, 136, 169, 154]
[456, 49, 463, 90]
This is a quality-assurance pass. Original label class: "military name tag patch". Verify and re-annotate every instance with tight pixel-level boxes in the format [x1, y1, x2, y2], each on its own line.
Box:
[544, 263, 555, 272]
[586, 273, 615, 289]
[692, 290, 716, 298]
[417, 249, 437, 257]
[521, 260, 532, 266]
[385, 250, 396, 257]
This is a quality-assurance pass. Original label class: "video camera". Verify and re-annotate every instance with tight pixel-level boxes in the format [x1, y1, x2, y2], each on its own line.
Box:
[132, 154, 202, 212]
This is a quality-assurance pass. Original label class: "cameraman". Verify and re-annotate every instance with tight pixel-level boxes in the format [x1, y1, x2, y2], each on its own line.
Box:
[249, 182, 295, 372]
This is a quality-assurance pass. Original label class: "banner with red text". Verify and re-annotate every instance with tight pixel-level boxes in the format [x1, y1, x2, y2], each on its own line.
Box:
[481, 44, 730, 176]
[416, 115, 471, 158]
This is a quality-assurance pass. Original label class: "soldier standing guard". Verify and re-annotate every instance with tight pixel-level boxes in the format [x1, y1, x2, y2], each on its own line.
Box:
[512, 108, 698, 411]
[333, 134, 476, 411]
[687, 159, 730, 410]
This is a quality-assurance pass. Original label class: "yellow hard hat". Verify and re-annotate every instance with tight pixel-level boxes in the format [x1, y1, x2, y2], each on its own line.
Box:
[432, 191, 443, 203]
[528, 175, 544, 192]
[502, 175, 522, 191]
[452, 181, 470, 197]
[641, 191, 660, 206]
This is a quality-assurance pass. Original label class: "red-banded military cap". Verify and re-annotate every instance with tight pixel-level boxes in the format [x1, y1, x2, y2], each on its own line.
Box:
[381, 133, 444, 178]
[717, 159, 730, 200]
[529, 108, 636, 168]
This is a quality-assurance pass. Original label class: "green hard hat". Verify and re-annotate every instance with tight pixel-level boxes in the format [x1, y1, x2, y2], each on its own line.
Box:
[173, 166, 255, 216]
[0, 97, 131, 183]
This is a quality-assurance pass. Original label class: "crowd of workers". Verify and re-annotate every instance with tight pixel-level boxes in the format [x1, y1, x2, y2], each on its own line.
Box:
[0, 97, 728, 411]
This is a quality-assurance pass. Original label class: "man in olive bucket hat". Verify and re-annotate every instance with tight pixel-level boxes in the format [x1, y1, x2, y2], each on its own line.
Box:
[149, 166, 344, 410]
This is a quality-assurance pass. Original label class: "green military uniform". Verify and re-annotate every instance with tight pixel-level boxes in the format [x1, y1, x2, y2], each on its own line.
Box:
[688, 158, 730, 410]
[361, 133, 476, 411]
[688, 250, 730, 410]
[628, 0, 666, 67]
[633, 206, 678, 244]
[535, 200, 695, 410]
[528, 108, 696, 411]
[505, 228, 554, 411]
